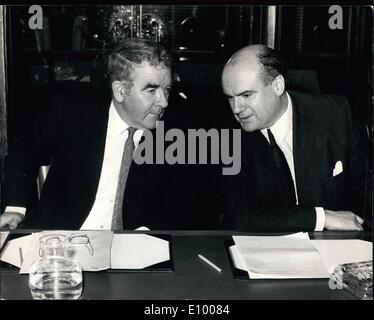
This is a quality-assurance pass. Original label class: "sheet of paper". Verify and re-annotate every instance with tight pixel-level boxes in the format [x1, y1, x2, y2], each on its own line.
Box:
[0, 231, 10, 249]
[230, 232, 309, 271]
[111, 234, 170, 269]
[0, 234, 34, 268]
[229, 245, 246, 270]
[233, 233, 330, 279]
[311, 240, 372, 274]
[20, 230, 113, 274]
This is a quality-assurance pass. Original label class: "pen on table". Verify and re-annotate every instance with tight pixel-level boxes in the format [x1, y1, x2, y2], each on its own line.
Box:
[198, 254, 222, 273]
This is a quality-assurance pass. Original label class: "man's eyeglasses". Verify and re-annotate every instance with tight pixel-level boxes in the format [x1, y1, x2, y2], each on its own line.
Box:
[68, 234, 94, 256]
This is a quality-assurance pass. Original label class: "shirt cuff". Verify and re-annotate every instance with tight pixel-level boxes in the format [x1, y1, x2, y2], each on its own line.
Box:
[4, 206, 26, 216]
[314, 207, 325, 231]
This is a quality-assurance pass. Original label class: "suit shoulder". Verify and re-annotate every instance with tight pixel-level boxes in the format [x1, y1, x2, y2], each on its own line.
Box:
[28, 87, 110, 139]
[45, 87, 110, 127]
[52, 86, 109, 112]
[290, 91, 351, 124]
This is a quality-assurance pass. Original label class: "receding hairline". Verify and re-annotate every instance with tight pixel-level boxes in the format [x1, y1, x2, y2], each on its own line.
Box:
[130, 60, 170, 70]
[223, 49, 263, 82]
[223, 45, 280, 86]
[227, 44, 267, 65]
[225, 46, 269, 75]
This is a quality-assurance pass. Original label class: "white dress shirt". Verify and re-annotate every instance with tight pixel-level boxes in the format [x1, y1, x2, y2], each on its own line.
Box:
[260, 92, 325, 231]
[6, 101, 144, 230]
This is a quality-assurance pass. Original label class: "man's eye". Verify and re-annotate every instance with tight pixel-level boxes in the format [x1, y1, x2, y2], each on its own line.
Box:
[242, 94, 251, 98]
[147, 88, 156, 94]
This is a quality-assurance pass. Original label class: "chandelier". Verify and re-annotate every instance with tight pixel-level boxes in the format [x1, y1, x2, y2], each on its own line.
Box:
[104, 5, 167, 45]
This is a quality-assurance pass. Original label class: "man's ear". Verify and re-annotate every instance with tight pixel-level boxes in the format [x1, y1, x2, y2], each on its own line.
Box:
[112, 81, 126, 103]
[272, 75, 285, 96]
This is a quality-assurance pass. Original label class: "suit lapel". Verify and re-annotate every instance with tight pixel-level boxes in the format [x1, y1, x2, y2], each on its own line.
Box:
[291, 92, 317, 199]
[124, 160, 140, 198]
[83, 95, 110, 208]
[250, 131, 278, 175]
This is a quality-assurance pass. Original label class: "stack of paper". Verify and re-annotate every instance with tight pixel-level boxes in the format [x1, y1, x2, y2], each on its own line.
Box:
[230, 233, 372, 279]
[231, 232, 330, 279]
[233, 233, 329, 279]
[310, 239, 372, 274]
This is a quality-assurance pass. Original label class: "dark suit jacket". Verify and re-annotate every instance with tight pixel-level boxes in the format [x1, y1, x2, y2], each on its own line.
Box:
[5, 86, 219, 230]
[222, 91, 372, 232]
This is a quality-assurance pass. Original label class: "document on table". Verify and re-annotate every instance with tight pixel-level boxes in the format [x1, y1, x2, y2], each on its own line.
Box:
[110, 233, 170, 269]
[0, 234, 33, 268]
[1, 229, 170, 272]
[230, 233, 373, 279]
[310, 239, 372, 274]
[19, 230, 113, 273]
[231, 232, 330, 279]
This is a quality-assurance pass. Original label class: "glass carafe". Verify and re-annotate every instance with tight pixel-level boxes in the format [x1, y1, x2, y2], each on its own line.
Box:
[28, 234, 83, 300]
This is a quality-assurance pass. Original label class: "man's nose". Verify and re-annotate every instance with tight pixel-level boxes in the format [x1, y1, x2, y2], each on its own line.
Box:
[231, 97, 243, 114]
[156, 89, 168, 109]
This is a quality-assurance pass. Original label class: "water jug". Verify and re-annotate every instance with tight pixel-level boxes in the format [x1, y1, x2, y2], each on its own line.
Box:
[28, 234, 83, 300]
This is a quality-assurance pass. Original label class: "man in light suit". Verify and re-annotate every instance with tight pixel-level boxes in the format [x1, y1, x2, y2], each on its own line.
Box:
[221, 44, 371, 232]
[0, 39, 178, 230]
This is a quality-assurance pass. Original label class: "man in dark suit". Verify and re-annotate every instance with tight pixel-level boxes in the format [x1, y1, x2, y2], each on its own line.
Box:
[0, 39, 184, 230]
[221, 44, 371, 232]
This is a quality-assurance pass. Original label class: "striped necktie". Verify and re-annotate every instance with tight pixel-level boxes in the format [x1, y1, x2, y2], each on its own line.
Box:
[111, 127, 136, 230]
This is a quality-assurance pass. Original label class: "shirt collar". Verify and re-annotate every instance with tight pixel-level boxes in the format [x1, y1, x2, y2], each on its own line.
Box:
[109, 101, 144, 145]
[261, 92, 293, 143]
[109, 101, 129, 136]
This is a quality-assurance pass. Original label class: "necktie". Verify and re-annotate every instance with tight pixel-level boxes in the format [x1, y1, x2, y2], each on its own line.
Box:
[111, 127, 136, 230]
[267, 128, 296, 204]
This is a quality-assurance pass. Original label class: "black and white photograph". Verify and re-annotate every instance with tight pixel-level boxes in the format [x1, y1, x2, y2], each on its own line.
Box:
[0, 3, 372, 304]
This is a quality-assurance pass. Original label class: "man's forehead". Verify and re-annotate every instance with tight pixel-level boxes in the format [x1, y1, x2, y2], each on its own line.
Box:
[223, 62, 261, 93]
[131, 62, 171, 83]
[132, 61, 170, 71]
[225, 55, 260, 75]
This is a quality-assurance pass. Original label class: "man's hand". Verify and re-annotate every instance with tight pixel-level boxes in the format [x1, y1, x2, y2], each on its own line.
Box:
[325, 210, 364, 230]
[0, 212, 25, 229]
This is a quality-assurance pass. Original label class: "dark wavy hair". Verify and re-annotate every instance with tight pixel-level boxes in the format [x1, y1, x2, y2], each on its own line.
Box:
[257, 46, 288, 87]
[106, 39, 172, 90]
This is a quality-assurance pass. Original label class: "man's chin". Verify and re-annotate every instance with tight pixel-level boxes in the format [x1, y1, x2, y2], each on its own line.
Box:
[240, 121, 257, 132]
[142, 119, 159, 130]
